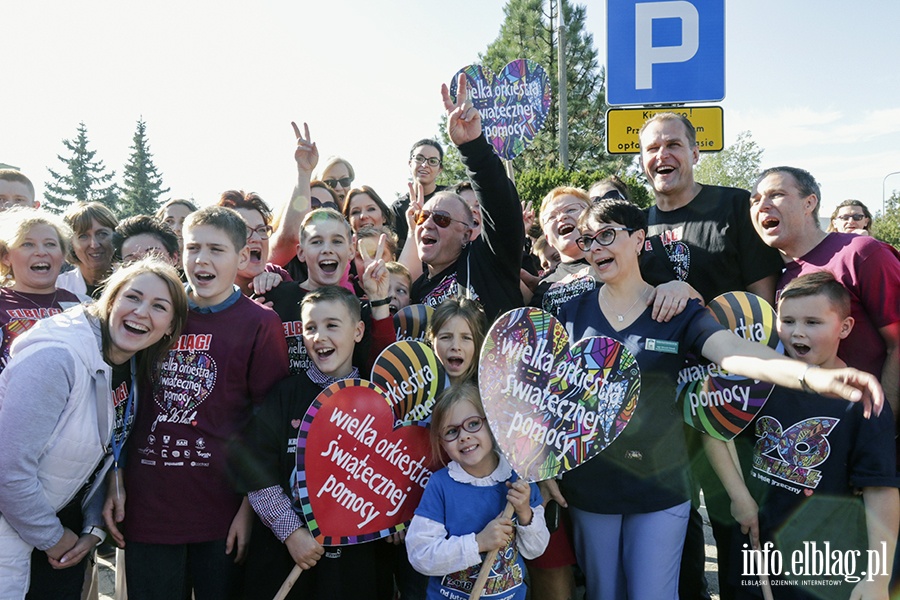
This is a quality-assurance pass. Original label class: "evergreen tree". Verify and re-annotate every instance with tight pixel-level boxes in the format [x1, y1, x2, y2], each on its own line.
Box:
[119, 118, 170, 219]
[450, 0, 626, 175]
[44, 122, 118, 214]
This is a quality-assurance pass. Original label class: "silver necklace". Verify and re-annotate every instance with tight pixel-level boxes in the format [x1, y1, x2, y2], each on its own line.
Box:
[601, 288, 646, 322]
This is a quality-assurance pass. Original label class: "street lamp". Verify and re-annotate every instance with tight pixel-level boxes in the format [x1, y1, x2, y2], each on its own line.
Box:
[883, 171, 900, 216]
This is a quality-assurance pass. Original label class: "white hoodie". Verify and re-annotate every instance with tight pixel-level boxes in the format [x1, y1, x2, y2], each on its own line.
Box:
[0, 305, 115, 597]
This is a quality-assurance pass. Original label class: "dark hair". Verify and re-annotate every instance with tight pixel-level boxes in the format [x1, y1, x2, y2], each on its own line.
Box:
[154, 198, 198, 222]
[778, 272, 851, 319]
[300, 285, 362, 322]
[755, 166, 822, 225]
[451, 181, 473, 196]
[343, 186, 396, 230]
[828, 199, 873, 232]
[184, 206, 247, 252]
[429, 381, 495, 466]
[409, 139, 444, 162]
[588, 176, 631, 201]
[427, 298, 488, 384]
[217, 190, 273, 225]
[639, 112, 697, 148]
[310, 180, 341, 210]
[88, 257, 188, 380]
[578, 199, 648, 235]
[113, 215, 179, 261]
[63, 202, 119, 264]
[0, 169, 35, 199]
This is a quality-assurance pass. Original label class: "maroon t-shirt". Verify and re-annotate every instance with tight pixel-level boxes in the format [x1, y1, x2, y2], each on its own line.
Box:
[0, 288, 81, 375]
[124, 295, 289, 544]
[778, 232, 900, 378]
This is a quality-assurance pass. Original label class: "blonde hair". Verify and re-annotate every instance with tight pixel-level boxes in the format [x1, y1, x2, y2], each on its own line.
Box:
[0, 208, 73, 283]
[539, 186, 590, 226]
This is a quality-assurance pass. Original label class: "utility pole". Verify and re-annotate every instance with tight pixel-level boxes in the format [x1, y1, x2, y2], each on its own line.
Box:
[558, 23, 568, 169]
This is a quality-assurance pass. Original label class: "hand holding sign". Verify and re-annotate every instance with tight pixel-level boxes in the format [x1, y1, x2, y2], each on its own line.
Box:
[448, 60, 551, 159]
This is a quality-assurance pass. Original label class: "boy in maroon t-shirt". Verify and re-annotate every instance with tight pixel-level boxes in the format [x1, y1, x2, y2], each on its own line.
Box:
[105, 206, 289, 599]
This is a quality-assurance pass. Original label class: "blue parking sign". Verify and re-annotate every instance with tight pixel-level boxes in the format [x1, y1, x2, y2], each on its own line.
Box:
[607, 0, 725, 106]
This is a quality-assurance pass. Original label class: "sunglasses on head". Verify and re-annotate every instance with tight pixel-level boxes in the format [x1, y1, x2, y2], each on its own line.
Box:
[414, 209, 469, 229]
[311, 198, 340, 211]
[590, 189, 627, 202]
[323, 177, 353, 189]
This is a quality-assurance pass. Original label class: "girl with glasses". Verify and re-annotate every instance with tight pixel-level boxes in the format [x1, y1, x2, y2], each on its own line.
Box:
[406, 382, 550, 600]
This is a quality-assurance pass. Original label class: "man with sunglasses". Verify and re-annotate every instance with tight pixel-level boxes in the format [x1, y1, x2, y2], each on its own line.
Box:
[637, 112, 783, 600]
[392, 139, 448, 248]
[408, 75, 524, 321]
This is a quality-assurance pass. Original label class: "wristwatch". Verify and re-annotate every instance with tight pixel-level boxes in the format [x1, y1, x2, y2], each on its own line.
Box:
[82, 526, 107, 546]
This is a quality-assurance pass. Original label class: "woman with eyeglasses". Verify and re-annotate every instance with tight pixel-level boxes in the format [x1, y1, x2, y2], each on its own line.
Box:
[539, 199, 885, 600]
[217, 190, 292, 296]
[312, 156, 355, 204]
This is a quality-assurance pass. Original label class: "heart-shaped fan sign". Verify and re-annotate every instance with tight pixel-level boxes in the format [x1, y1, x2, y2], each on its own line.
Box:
[479, 307, 641, 482]
[449, 59, 551, 160]
[294, 342, 443, 545]
[371, 340, 446, 426]
[393, 304, 434, 343]
[678, 292, 783, 441]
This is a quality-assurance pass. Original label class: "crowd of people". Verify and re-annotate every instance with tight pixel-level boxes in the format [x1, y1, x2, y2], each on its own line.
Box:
[0, 75, 898, 600]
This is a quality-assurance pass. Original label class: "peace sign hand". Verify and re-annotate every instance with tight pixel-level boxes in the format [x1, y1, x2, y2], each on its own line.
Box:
[405, 181, 425, 239]
[360, 233, 390, 306]
[292, 121, 318, 175]
[442, 73, 482, 146]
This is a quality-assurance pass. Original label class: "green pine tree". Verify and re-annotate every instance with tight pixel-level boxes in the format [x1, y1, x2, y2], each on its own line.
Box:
[44, 122, 118, 214]
[119, 118, 170, 219]
[468, 0, 627, 175]
[872, 190, 900, 249]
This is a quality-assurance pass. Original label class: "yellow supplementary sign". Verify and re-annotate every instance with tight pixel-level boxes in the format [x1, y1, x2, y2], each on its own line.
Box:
[606, 106, 724, 154]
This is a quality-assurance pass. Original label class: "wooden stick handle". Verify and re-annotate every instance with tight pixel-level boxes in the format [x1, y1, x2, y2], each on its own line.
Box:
[469, 501, 515, 600]
[273, 565, 302, 600]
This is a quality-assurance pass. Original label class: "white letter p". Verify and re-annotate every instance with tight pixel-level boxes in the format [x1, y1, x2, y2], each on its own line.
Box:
[635, 1, 700, 89]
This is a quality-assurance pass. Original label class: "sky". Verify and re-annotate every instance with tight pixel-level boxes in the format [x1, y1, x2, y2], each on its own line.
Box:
[3, 0, 900, 218]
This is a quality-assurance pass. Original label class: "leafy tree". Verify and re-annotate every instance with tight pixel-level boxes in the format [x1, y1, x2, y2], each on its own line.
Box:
[872, 190, 900, 249]
[439, 0, 628, 178]
[694, 131, 764, 191]
[515, 165, 652, 210]
[119, 118, 170, 219]
[44, 122, 118, 214]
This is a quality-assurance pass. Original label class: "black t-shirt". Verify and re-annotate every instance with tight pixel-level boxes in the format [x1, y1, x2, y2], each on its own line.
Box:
[731, 387, 898, 599]
[529, 259, 599, 317]
[640, 185, 783, 302]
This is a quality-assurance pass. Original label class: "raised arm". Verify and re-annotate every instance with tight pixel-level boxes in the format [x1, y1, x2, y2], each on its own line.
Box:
[441, 74, 524, 272]
[702, 329, 884, 417]
[269, 122, 318, 267]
